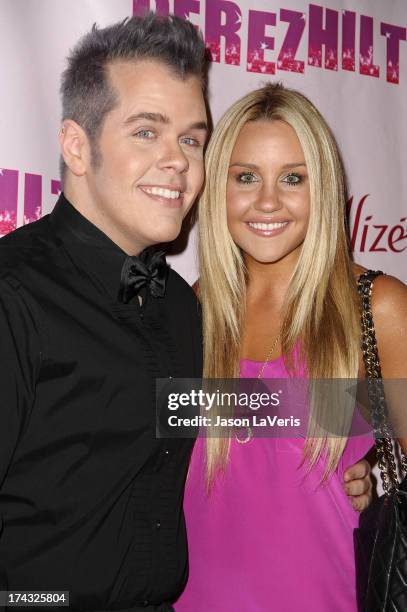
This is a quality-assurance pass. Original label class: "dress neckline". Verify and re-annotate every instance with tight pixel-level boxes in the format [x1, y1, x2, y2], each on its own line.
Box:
[240, 354, 284, 365]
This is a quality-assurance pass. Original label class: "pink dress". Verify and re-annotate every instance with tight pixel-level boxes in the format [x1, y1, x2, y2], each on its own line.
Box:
[175, 356, 373, 611]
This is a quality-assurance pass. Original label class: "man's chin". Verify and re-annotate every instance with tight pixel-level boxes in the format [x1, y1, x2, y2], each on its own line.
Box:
[141, 222, 183, 247]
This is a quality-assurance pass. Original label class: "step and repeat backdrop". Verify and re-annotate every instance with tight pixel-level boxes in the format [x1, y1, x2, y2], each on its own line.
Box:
[0, 0, 405, 283]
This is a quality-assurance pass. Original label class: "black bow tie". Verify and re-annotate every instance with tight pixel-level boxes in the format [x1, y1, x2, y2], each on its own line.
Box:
[118, 249, 169, 303]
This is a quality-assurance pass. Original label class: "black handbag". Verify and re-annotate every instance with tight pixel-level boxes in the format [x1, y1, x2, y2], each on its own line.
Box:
[354, 270, 407, 611]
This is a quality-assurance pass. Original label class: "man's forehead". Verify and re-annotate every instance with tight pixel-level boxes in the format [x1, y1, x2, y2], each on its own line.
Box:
[107, 59, 203, 98]
[106, 59, 204, 112]
[105, 60, 207, 127]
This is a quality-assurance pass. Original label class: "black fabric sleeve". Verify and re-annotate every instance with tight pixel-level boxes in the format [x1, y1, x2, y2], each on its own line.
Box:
[0, 275, 41, 489]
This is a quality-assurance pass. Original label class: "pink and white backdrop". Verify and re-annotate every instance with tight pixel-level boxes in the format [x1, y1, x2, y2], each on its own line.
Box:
[0, 0, 406, 284]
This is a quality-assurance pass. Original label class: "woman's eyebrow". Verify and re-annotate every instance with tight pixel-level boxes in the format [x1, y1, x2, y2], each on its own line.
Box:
[229, 162, 259, 169]
[281, 162, 307, 169]
[229, 162, 306, 169]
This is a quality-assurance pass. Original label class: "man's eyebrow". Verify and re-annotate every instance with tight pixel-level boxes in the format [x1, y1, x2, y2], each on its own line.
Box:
[188, 121, 209, 132]
[123, 113, 208, 133]
[229, 162, 306, 169]
[123, 112, 170, 125]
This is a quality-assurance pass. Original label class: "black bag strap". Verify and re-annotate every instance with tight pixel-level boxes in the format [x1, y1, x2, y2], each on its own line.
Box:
[357, 270, 404, 494]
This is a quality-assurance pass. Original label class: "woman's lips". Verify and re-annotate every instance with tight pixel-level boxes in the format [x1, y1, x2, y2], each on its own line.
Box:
[246, 220, 290, 237]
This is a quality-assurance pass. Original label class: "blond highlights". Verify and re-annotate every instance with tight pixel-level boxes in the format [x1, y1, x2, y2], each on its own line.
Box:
[199, 83, 360, 486]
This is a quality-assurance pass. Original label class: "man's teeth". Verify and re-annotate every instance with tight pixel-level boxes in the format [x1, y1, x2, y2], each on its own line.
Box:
[248, 222, 288, 230]
[144, 187, 181, 199]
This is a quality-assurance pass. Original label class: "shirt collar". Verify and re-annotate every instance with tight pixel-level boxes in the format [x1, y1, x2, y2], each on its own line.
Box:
[49, 193, 127, 302]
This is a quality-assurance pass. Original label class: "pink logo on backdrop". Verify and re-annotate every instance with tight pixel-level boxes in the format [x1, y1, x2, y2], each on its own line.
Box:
[0, 168, 61, 236]
[347, 195, 407, 253]
[133, 1, 406, 84]
[0, 169, 18, 235]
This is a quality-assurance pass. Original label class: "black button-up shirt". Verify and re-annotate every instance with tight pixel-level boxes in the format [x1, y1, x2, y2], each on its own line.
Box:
[0, 194, 202, 610]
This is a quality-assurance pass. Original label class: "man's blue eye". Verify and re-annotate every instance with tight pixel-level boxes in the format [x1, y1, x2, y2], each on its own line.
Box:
[181, 137, 200, 146]
[134, 129, 154, 138]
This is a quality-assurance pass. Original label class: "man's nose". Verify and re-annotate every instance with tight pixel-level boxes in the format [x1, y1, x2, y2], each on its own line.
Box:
[157, 140, 189, 174]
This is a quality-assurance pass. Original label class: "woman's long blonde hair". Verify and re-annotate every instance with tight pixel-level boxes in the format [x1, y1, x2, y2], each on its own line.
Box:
[199, 83, 360, 486]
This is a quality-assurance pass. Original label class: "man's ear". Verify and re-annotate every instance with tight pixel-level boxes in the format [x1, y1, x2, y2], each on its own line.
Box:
[59, 119, 91, 177]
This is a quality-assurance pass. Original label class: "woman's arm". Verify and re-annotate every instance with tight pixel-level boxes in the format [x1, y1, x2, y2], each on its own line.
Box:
[370, 274, 407, 453]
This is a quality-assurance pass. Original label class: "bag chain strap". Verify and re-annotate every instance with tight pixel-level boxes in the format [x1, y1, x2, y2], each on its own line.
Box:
[357, 270, 406, 495]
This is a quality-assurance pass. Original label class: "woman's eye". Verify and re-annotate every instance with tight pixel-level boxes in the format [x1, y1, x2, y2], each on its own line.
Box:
[237, 172, 258, 184]
[133, 129, 155, 139]
[282, 172, 302, 186]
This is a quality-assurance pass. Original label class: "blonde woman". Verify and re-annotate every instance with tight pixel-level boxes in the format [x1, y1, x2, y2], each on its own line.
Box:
[176, 84, 407, 611]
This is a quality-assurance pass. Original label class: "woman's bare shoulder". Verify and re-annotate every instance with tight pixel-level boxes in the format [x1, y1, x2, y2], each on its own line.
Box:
[370, 273, 407, 315]
[351, 262, 407, 305]
[369, 272, 407, 378]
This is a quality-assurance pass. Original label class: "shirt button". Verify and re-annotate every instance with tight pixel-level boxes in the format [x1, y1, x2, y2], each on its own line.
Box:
[156, 520, 161, 529]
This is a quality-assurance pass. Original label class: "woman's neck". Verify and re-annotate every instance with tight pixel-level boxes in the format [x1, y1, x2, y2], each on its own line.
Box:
[245, 250, 298, 306]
